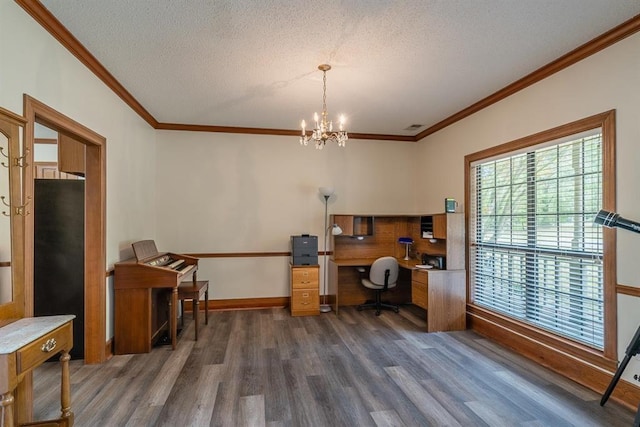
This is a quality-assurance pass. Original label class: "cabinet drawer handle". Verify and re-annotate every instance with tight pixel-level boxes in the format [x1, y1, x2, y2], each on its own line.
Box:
[41, 338, 57, 353]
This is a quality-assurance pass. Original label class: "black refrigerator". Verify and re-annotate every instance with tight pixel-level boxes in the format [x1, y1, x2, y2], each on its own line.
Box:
[34, 179, 84, 360]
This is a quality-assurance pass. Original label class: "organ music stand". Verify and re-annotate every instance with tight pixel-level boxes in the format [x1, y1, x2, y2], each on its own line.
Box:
[594, 210, 640, 426]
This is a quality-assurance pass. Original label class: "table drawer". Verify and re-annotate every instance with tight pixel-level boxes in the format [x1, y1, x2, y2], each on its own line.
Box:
[291, 267, 319, 288]
[17, 323, 72, 375]
[412, 281, 428, 310]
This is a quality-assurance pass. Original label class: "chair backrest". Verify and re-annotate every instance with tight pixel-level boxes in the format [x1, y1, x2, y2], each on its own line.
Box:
[369, 256, 399, 287]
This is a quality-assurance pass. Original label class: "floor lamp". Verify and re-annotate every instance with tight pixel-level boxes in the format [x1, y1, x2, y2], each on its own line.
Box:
[319, 187, 338, 313]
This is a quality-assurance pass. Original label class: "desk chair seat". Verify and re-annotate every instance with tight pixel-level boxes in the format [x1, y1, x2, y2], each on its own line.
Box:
[357, 256, 400, 316]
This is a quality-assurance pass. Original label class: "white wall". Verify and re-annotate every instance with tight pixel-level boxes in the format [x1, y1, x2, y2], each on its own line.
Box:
[0, 0, 416, 338]
[415, 32, 640, 378]
[0, 0, 158, 337]
[3, 0, 639, 374]
[155, 131, 416, 299]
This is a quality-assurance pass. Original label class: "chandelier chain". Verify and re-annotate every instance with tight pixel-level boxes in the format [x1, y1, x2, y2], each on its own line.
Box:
[322, 70, 327, 124]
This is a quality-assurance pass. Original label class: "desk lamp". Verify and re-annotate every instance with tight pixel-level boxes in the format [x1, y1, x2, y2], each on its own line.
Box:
[319, 187, 341, 313]
[398, 237, 413, 260]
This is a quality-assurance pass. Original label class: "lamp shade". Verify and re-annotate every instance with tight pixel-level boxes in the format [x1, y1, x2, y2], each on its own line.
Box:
[319, 187, 335, 197]
[332, 224, 343, 235]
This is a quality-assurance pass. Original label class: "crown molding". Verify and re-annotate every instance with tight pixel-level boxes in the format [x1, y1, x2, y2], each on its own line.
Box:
[155, 122, 415, 141]
[416, 13, 640, 141]
[15, 1, 640, 142]
[15, 0, 158, 128]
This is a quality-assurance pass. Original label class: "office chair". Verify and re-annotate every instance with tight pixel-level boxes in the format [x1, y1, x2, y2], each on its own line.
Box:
[357, 256, 400, 316]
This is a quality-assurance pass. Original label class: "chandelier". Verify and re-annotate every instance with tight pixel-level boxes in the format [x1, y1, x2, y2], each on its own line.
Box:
[300, 64, 348, 149]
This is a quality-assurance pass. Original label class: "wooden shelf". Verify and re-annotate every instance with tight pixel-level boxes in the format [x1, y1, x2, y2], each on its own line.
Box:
[332, 215, 374, 236]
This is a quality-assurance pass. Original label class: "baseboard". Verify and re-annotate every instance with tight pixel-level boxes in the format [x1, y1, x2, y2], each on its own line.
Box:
[104, 338, 113, 360]
[469, 311, 640, 411]
[182, 296, 289, 312]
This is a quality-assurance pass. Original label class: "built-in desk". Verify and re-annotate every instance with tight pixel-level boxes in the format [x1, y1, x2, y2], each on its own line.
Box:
[327, 257, 418, 313]
[327, 257, 465, 331]
[328, 213, 466, 332]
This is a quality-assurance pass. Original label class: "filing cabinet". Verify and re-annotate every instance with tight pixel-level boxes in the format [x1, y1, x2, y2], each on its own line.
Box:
[290, 264, 320, 316]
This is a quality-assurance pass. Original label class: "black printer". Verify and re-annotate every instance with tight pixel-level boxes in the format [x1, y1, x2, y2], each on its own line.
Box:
[291, 235, 318, 265]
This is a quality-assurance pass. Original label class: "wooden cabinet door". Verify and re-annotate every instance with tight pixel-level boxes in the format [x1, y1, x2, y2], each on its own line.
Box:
[332, 215, 354, 236]
[58, 133, 85, 176]
[433, 214, 447, 239]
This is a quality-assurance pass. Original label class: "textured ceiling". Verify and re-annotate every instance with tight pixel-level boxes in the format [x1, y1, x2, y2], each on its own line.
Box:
[37, 0, 640, 137]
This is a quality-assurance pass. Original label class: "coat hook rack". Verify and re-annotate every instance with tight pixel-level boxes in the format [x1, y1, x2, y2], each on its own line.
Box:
[1, 195, 30, 217]
[0, 146, 8, 168]
[14, 146, 29, 168]
[1, 195, 11, 216]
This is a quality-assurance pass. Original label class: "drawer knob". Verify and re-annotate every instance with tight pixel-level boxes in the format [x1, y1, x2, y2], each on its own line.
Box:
[41, 338, 57, 353]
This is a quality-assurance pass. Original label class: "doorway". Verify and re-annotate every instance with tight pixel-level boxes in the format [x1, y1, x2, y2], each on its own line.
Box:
[32, 127, 86, 359]
[24, 95, 106, 364]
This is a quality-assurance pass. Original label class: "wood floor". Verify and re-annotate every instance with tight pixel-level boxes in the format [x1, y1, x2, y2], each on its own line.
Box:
[33, 306, 634, 426]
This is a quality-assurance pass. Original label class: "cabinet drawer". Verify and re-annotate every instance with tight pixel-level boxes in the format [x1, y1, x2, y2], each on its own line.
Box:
[412, 269, 428, 285]
[17, 323, 72, 374]
[412, 281, 428, 310]
[291, 267, 319, 288]
[291, 289, 320, 315]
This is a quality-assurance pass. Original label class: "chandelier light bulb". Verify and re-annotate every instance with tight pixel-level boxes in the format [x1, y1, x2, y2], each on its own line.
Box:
[299, 64, 349, 149]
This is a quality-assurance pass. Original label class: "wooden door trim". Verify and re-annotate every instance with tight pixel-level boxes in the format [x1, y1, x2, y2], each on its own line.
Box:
[24, 95, 107, 364]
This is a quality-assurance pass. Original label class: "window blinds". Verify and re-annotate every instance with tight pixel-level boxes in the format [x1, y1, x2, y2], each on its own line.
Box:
[469, 131, 604, 348]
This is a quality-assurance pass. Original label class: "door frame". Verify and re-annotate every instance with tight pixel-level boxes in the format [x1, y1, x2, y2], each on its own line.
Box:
[24, 95, 106, 364]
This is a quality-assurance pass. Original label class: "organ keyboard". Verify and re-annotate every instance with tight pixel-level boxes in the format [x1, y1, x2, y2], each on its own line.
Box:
[114, 240, 198, 354]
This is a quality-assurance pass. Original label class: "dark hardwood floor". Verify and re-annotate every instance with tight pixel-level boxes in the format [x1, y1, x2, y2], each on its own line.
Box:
[34, 306, 634, 426]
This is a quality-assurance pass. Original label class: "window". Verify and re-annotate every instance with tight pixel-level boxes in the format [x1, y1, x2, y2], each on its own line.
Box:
[466, 111, 615, 358]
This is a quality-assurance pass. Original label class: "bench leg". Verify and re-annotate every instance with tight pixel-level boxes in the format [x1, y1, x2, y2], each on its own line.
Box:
[205, 287, 209, 325]
[194, 297, 199, 341]
[180, 300, 184, 328]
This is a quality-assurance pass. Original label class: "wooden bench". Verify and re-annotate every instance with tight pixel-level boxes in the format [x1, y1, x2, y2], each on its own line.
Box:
[178, 280, 209, 341]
